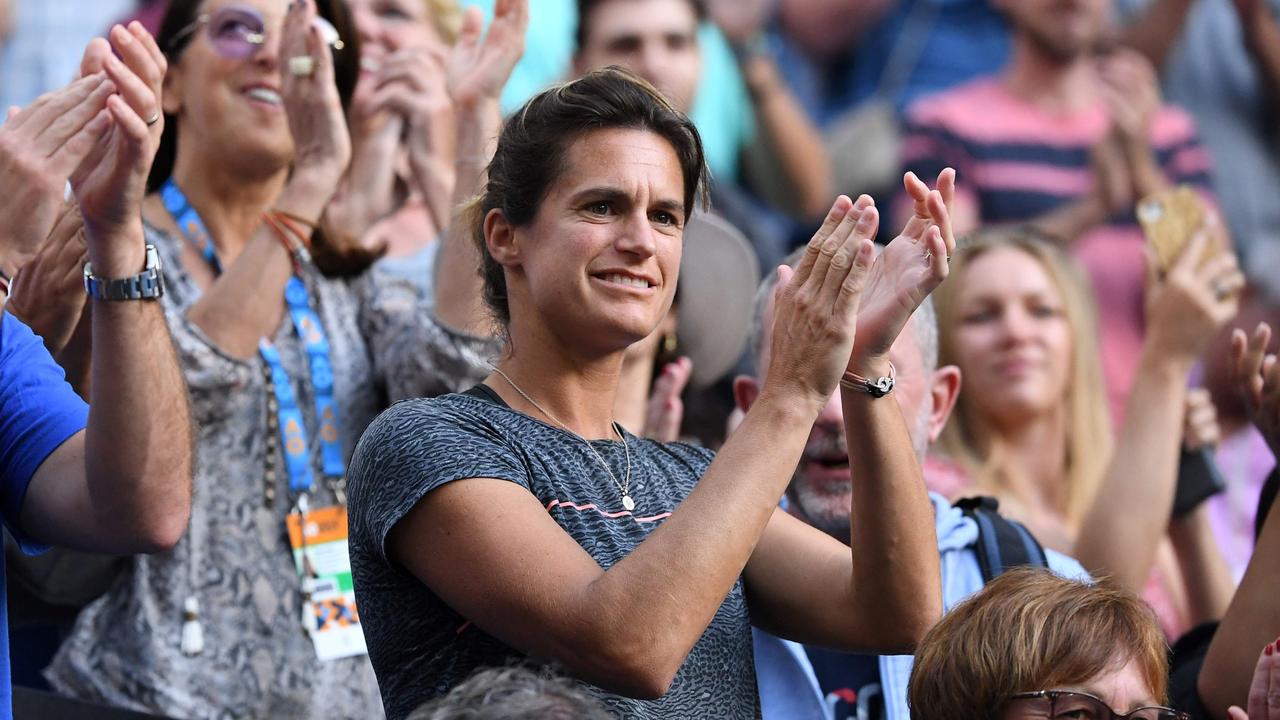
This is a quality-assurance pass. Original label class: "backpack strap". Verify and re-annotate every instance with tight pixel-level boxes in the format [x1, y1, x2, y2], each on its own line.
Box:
[954, 496, 1049, 584]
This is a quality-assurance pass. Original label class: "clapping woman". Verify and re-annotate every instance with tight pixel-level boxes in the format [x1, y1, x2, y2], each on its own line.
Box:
[45, 0, 526, 717]
[347, 68, 956, 718]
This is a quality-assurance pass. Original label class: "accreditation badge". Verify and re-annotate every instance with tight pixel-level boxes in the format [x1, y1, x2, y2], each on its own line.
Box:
[286, 505, 368, 661]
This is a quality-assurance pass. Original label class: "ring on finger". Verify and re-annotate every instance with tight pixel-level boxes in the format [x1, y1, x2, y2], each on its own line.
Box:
[145, 112, 161, 127]
[288, 55, 316, 77]
[1212, 279, 1231, 300]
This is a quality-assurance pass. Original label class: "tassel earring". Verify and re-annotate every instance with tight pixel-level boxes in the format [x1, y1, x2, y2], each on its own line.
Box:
[181, 596, 204, 656]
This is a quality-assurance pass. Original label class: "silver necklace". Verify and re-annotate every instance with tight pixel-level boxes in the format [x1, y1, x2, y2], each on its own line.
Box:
[492, 367, 636, 511]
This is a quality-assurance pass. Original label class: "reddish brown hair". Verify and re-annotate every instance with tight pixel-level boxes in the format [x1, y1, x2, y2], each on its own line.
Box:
[908, 568, 1169, 720]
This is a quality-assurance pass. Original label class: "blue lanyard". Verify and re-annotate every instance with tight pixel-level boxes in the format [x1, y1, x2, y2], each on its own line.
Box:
[161, 179, 346, 496]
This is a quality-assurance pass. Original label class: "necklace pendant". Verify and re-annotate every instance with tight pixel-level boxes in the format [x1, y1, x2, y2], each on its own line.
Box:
[622, 495, 636, 512]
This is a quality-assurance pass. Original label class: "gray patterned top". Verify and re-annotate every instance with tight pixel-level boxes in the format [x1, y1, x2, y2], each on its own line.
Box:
[347, 388, 760, 720]
[45, 222, 501, 720]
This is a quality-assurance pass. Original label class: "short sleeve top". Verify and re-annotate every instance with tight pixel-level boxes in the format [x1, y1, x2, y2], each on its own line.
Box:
[347, 388, 760, 720]
[0, 311, 87, 550]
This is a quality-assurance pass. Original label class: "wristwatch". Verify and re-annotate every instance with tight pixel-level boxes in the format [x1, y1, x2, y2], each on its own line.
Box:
[84, 244, 165, 300]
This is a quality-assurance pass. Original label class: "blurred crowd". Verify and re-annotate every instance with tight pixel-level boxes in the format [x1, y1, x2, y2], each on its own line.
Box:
[0, 0, 1278, 718]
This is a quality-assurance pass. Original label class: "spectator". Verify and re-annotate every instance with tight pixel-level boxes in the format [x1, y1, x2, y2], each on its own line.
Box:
[329, 0, 462, 293]
[0, 22, 193, 719]
[572, 0, 834, 272]
[43, 1, 523, 717]
[1117, 0, 1280, 301]
[933, 228, 1239, 638]
[346, 68, 954, 719]
[1192, 289, 1280, 582]
[907, 567, 1180, 720]
[407, 666, 614, 720]
[1177, 321, 1280, 717]
[772, 0, 1012, 202]
[900, 0, 1215, 421]
[774, 0, 1011, 122]
[738, 237, 1090, 720]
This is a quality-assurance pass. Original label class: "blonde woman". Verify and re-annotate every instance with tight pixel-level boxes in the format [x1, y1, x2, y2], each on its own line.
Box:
[933, 226, 1239, 637]
[333, 0, 493, 270]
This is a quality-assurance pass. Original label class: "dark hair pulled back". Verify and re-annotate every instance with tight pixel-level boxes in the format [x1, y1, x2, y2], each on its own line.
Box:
[470, 66, 709, 329]
[148, 0, 375, 277]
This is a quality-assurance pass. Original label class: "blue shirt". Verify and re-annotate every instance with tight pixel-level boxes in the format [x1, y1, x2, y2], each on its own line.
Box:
[0, 311, 89, 718]
[753, 494, 1092, 720]
[775, 0, 1010, 124]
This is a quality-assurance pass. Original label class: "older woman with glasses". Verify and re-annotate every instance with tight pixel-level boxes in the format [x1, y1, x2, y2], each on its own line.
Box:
[909, 567, 1189, 720]
[43, 0, 526, 717]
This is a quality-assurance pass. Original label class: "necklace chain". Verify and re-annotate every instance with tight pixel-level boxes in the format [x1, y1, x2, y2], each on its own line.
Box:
[492, 367, 635, 510]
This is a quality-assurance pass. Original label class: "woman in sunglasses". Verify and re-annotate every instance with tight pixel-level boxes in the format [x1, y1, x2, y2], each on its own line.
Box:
[909, 567, 1189, 720]
[44, 0, 525, 718]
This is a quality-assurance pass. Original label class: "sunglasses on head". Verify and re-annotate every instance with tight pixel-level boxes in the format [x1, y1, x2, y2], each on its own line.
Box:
[168, 4, 344, 61]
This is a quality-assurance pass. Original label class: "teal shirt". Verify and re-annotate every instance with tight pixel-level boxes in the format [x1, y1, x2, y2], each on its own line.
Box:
[463, 0, 755, 181]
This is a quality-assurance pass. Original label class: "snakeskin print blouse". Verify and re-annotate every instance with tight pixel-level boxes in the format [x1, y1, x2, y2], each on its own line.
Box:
[44, 223, 501, 720]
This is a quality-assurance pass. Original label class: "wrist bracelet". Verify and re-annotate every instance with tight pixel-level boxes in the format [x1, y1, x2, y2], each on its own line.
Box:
[840, 361, 896, 398]
[262, 212, 307, 271]
[272, 209, 319, 233]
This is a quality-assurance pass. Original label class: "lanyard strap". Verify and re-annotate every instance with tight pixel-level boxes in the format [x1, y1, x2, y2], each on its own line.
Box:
[161, 180, 221, 273]
[161, 179, 346, 496]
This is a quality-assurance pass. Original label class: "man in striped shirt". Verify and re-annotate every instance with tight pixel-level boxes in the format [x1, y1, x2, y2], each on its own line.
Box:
[898, 0, 1216, 422]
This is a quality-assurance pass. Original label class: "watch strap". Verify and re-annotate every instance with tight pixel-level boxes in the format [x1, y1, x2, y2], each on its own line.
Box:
[84, 245, 165, 301]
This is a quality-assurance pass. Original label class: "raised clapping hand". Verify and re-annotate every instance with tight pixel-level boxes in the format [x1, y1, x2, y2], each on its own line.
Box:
[0, 74, 114, 274]
[370, 44, 456, 229]
[1144, 214, 1244, 364]
[8, 202, 88, 354]
[849, 169, 955, 364]
[72, 23, 167, 275]
[643, 357, 693, 442]
[764, 195, 878, 406]
[1231, 321, 1280, 460]
[1227, 637, 1280, 720]
[446, 0, 528, 112]
[280, 0, 352, 200]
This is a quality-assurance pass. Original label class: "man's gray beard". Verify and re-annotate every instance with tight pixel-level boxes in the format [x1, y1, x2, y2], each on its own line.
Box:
[786, 403, 933, 541]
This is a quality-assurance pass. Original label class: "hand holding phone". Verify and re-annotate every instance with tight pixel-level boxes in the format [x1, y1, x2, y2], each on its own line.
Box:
[1136, 185, 1219, 275]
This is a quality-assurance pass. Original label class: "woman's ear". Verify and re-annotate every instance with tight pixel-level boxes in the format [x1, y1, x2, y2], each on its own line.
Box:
[484, 208, 520, 268]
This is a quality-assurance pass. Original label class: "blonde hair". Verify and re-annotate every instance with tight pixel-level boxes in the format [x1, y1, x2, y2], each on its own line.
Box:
[908, 568, 1170, 720]
[423, 0, 463, 43]
[934, 229, 1112, 527]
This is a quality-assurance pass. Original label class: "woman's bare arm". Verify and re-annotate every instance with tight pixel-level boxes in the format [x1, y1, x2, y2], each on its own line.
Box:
[1074, 224, 1243, 593]
[391, 197, 892, 697]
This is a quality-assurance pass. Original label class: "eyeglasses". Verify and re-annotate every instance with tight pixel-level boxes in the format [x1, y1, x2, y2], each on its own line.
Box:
[168, 4, 344, 61]
[1007, 691, 1190, 720]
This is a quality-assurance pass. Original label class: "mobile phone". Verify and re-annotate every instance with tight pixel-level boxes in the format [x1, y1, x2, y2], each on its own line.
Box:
[1135, 186, 1213, 275]
[1173, 447, 1226, 519]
